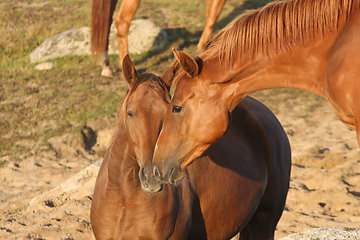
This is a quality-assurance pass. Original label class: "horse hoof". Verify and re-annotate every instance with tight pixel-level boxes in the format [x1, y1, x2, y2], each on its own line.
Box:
[101, 66, 114, 78]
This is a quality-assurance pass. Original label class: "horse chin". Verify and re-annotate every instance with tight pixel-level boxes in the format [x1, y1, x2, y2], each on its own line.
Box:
[141, 183, 163, 193]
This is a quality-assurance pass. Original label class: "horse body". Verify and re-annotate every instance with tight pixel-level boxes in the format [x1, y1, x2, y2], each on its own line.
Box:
[91, 149, 193, 240]
[91, 56, 291, 240]
[90, 0, 226, 77]
[186, 96, 291, 239]
[152, 0, 360, 181]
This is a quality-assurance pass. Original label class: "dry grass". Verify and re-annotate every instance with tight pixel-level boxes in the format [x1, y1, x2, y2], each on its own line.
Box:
[0, 0, 325, 164]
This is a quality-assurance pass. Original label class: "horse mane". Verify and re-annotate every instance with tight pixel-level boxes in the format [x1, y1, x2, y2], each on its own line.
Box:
[209, 0, 357, 65]
[110, 73, 169, 145]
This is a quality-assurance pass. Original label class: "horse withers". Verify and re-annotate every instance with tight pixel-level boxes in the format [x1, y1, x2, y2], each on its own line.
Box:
[90, 55, 291, 239]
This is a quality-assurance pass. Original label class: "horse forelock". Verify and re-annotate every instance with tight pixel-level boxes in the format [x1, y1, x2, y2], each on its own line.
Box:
[209, 0, 357, 65]
[110, 73, 168, 146]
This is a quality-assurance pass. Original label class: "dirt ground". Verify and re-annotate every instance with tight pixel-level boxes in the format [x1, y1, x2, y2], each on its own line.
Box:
[1, 89, 360, 239]
[2, 0, 359, 238]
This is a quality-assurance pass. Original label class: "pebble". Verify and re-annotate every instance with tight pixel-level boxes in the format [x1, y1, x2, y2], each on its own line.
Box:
[34, 62, 53, 70]
[279, 227, 360, 240]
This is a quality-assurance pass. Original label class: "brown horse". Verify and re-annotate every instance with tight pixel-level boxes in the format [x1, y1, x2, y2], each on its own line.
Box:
[90, 55, 291, 239]
[90, 0, 226, 77]
[152, 0, 360, 183]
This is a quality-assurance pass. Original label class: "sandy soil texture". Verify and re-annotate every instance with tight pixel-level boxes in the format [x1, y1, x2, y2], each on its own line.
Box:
[1, 94, 359, 240]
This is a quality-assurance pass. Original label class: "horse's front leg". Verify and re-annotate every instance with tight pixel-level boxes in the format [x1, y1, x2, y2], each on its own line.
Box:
[115, 0, 141, 70]
[197, 0, 226, 53]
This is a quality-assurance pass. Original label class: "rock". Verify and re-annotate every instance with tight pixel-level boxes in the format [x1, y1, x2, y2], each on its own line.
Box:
[108, 19, 168, 55]
[25, 160, 360, 240]
[279, 227, 360, 240]
[34, 62, 53, 70]
[30, 27, 90, 63]
[29, 19, 167, 63]
[28, 161, 101, 211]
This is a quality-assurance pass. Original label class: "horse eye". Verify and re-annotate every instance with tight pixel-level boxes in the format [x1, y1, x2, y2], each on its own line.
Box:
[172, 106, 182, 113]
[127, 111, 134, 117]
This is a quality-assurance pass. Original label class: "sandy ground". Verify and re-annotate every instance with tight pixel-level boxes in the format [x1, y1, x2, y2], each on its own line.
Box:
[1, 92, 360, 239]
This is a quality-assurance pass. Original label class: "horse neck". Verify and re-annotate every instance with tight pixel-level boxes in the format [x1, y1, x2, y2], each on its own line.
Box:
[106, 127, 141, 198]
[106, 131, 190, 217]
[206, 30, 342, 112]
[105, 126, 181, 205]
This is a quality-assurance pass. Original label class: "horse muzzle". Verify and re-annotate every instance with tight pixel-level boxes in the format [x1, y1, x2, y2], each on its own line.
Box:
[139, 164, 163, 193]
[154, 163, 184, 184]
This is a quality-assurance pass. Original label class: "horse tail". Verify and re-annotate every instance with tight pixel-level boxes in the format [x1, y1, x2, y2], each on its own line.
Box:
[90, 0, 117, 62]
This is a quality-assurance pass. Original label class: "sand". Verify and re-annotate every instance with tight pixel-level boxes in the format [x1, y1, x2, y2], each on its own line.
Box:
[1, 94, 359, 239]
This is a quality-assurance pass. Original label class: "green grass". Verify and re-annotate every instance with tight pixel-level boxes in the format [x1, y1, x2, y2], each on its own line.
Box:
[1, 0, 325, 163]
[9, 205, 28, 214]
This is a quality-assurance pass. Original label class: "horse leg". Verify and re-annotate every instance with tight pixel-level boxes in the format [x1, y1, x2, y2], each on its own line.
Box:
[197, 0, 226, 53]
[240, 163, 290, 240]
[90, 0, 118, 77]
[115, 0, 141, 70]
[230, 232, 240, 240]
[101, 0, 118, 77]
[239, 211, 276, 240]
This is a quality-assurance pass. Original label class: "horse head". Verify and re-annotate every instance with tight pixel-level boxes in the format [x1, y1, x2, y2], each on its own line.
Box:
[120, 55, 171, 193]
[152, 49, 231, 184]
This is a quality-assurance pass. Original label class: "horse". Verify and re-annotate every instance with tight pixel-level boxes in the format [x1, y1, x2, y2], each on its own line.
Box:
[90, 0, 226, 77]
[151, 0, 360, 184]
[90, 55, 291, 239]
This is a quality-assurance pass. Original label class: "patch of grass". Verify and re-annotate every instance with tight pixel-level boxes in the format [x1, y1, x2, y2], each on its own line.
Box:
[0, 160, 9, 168]
[10, 205, 28, 214]
[1, 0, 280, 162]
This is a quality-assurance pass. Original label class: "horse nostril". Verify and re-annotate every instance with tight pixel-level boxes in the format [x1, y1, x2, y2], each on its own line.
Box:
[169, 166, 175, 177]
[153, 165, 161, 181]
[141, 167, 148, 181]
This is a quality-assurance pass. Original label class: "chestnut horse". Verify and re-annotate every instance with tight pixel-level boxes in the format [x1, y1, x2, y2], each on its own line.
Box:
[152, 0, 360, 183]
[90, 0, 226, 77]
[90, 55, 291, 239]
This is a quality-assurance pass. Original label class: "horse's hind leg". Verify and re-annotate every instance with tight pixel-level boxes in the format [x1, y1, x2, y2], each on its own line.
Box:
[197, 0, 226, 53]
[90, 0, 117, 77]
[100, 0, 118, 77]
[115, 0, 141, 70]
[239, 211, 276, 240]
[240, 173, 289, 239]
[230, 232, 240, 240]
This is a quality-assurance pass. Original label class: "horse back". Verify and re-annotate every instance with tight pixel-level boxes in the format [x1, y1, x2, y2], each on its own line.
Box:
[231, 96, 291, 202]
[231, 96, 291, 166]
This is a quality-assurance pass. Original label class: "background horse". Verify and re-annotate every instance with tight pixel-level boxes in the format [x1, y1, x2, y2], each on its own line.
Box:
[90, 55, 291, 239]
[152, 0, 360, 183]
[90, 0, 226, 77]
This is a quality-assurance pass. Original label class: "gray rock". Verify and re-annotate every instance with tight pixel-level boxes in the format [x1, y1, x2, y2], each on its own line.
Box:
[30, 27, 90, 63]
[108, 19, 167, 55]
[279, 227, 360, 240]
[29, 19, 167, 63]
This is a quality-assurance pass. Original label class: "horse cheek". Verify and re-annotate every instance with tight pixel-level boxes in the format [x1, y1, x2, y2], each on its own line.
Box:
[195, 108, 229, 146]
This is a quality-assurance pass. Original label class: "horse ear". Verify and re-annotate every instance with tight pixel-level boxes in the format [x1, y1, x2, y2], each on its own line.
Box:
[161, 61, 180, 89]
[172, 48, 199, 78]
[122, 54, 138, 85]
